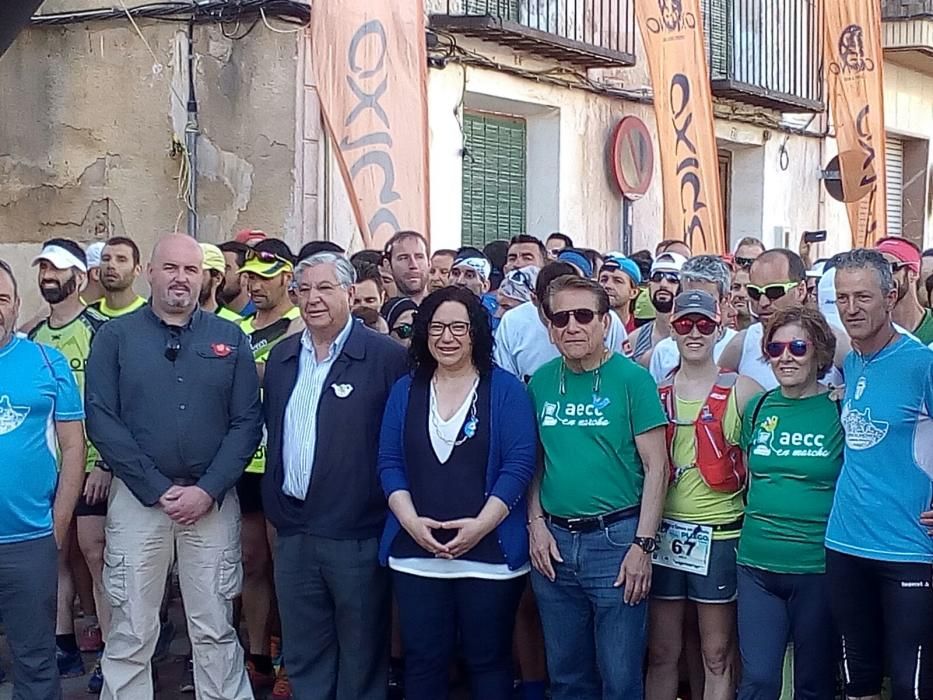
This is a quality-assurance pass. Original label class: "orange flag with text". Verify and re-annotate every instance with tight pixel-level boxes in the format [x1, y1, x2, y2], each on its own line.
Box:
[635, 0, 725, 255]
[310, 1, 431, 249]
[824, 0, 888, 248]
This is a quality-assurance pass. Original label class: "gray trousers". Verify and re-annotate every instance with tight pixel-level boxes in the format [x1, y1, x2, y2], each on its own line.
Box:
[0, 534, 61, 700]
[275, 533, 389, 700]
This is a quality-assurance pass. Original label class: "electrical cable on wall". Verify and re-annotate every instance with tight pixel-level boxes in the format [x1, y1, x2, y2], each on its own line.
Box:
[31, 1, 309, 28]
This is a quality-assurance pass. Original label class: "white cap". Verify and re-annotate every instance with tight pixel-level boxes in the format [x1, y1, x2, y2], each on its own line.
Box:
[807, 259, 828, 279]
[85, 241, 105, 269]
[453, 256, 492, 281]
[31, 243, 87, 273]
[650, 251, 688, 275]
[817, 267, 843, 331]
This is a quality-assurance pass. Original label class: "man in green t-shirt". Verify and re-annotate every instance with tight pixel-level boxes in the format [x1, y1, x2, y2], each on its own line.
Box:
[526, 275, 668, 700]
[88, 237, 146, 319]
[29, 238, 110, 691]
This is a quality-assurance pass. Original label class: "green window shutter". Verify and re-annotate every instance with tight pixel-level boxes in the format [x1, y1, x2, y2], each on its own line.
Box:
[461, 112, 527, 248]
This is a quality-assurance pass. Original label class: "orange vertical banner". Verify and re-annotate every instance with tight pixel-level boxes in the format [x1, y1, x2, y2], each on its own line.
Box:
[635, 0, 725, 255]
[824, 0, 887, 248]
[310, 0, 430, 249]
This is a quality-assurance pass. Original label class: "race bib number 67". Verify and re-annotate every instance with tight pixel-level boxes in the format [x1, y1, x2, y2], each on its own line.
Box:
[652, 519, 712, 576]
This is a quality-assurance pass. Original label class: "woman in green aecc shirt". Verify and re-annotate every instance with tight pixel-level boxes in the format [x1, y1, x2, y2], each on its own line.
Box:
[737, 305, 844, 700]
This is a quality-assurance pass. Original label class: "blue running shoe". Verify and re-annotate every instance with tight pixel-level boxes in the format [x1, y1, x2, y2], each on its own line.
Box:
[87, 657, 103, 694]
[57, 647, 86, 678]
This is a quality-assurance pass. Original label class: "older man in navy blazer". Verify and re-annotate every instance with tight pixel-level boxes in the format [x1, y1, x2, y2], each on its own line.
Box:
[262, 251, 408, 700]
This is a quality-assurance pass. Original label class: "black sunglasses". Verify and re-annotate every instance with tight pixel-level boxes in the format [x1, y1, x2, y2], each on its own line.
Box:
[549, 308, 598, 328]
[734, 256, 755, 269]
[164, 337, 181, 362]
[392, 323, 414, 340]
[650, 271, 680, 284]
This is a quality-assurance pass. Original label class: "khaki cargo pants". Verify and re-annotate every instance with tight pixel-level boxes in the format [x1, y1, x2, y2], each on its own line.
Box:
[101, 478, 252, 700]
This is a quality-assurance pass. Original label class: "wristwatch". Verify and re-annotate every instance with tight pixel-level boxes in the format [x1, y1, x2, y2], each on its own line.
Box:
[633, 536, 658, 554]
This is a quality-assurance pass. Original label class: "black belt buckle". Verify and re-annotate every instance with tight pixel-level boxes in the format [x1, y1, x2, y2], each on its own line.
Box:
[564, 516, 595, 534]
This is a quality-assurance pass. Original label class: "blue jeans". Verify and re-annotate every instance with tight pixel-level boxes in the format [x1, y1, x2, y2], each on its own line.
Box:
[392, 571, 526, 700]
[737, 565, 837, 700]
[531, 515, 647, 700]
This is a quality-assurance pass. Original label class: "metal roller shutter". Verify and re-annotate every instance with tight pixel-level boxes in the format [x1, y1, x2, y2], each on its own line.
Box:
[886, 136, 904, 238]
[461, 112, 527, 248]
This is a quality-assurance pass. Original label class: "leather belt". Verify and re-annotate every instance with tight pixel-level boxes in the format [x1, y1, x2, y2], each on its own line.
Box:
[546, 506, 639, 534]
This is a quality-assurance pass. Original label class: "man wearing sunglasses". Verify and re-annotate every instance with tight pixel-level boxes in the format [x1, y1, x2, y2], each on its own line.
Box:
[875, 236, 933, 345]
[631, 252, 687, 368]
[235, 237, 303, 692]
[732, 236, 766, 271]
[527, 275, 668, 700]
[86, 234, 262, 699]
[718, 250, 848, 389]
[493, 262, 630, 383]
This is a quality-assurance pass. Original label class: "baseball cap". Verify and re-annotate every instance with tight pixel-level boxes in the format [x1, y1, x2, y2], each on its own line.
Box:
[238, 238, 295, 278]
[806, 259, 829, 279]
[85, 241, 105, 270]
[32, 238, 87, 273]
[453, 248, 492, 280]
[876, 236, 921, 273]
[234, 229, 268, 246]
[557, 249, 593, 278]
[650, 251, 688, 276]
[601, 253, 642, 286]
[200, 243, 226, 274]
[672, 289, 721, 323]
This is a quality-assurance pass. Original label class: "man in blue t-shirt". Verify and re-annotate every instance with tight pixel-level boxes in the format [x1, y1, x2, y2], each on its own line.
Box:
[0, 260, 86, 698]
[827, 249, 933, 700]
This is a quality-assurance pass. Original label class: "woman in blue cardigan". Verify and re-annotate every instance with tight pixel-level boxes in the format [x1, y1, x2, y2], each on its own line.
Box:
[378, 285, 538, 700]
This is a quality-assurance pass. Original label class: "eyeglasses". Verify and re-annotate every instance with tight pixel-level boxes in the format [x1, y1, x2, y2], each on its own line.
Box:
[746, 281, 798, 302]
[164, 337, 181, 362]
[427, 321, 471, 337]
[672, 316, 718, 336]
[890, 261, 909, 273]
[734, 256, 755, 269]
[650, 271, 680, 284]
[765, 340, 810, 359]
[392, 323, 414, 340]
[548, 308, 598, 328]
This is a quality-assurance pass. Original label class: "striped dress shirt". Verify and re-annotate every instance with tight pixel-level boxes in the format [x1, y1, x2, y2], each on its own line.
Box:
[281, 318, 353, 499]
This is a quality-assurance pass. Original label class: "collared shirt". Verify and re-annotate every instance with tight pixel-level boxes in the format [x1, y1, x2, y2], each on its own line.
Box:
[282, 317, 355, 499]
[85, 306, 262, 506]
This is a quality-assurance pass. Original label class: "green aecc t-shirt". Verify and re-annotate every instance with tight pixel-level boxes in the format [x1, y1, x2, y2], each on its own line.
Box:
[529, 354, 666, 518]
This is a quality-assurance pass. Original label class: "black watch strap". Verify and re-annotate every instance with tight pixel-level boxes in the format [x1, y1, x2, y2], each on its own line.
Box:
[633, 536, 658, 554]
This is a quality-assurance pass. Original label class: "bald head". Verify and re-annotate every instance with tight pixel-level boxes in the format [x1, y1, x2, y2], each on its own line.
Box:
[750, 249, 806, 283]
[151, 233, 203, 266]
[148, 234, 203, 318]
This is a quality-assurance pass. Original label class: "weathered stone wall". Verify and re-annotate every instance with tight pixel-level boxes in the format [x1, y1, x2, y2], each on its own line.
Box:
[0, 6, 302, 315]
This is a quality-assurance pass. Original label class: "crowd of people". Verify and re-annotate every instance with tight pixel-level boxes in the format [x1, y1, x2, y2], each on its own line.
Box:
[1, 225, 932, 700]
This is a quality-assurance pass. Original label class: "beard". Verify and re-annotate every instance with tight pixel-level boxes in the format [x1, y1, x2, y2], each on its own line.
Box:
[651, 290, 675, 314]
[199, 284, 214, 306]
[39, 273, 78, 304]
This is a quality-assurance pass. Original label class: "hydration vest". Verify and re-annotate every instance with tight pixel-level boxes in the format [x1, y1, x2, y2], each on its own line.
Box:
[657, 371, 746, 493]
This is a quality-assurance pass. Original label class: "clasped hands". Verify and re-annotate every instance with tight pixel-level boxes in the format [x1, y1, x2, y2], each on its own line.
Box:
[159, 485, 214, 525]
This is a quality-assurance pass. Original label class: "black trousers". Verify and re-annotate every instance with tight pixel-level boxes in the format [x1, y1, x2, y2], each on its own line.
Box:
[826, 549, 933, 700]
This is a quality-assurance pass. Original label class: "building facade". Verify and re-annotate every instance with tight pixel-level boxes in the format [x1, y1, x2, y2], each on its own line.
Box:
[1, 0, 931, 318]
